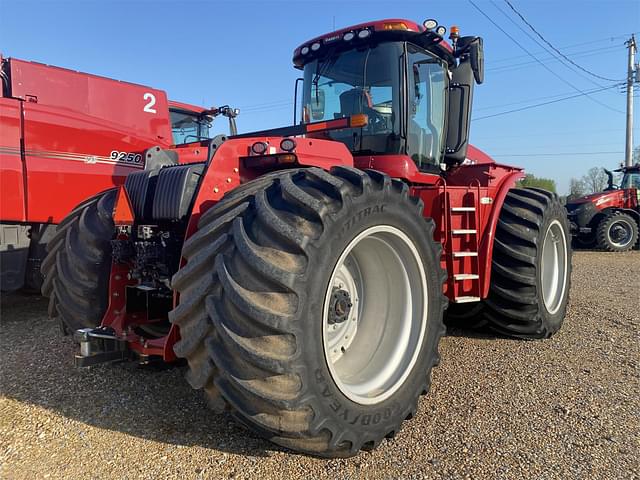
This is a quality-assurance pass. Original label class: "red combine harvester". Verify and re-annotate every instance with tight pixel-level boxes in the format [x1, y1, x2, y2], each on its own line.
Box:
[0, 56, 238, 291]
[42, 18, 572, 456]
[566, 164, 640, 251]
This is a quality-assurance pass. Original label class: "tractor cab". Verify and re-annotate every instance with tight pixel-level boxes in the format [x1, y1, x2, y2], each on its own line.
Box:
[293, 19, 484, 175]
[168, 101, 240, 144]
[619, 164, 640, 190]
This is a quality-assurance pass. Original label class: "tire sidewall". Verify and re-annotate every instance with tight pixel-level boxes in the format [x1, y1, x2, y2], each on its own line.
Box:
[292, 185, 444, 441]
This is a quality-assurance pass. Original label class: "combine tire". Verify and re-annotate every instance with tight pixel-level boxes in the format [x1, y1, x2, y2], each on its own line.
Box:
[170, 167, 447, 457]
[41, 189, 117, 333]
[484, 188, 571, 339]
[595, 212, 638, 252]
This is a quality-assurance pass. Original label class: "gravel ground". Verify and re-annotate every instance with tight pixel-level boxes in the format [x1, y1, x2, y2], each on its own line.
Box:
[1, 250, 638, 479]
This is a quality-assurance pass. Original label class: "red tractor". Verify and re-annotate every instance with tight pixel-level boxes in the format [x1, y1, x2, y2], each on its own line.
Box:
[0, 56, 238, 291]
[41, 18, 572, 457]
[567, 164, 640, 252]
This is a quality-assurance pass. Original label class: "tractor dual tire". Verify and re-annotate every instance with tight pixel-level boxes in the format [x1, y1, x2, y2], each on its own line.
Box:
[169, 167, 447, 457]
[444, 302, 487, 332]
[41, 189, 117, 334]
[595, 212, 638, 252]
[484, 187, 572, 339]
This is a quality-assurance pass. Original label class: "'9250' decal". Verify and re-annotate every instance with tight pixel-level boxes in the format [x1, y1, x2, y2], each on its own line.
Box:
[110, 150, 143, 164]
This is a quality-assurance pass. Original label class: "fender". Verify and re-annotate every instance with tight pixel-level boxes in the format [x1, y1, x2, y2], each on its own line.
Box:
[478, 169, 525, 298]
[600, 206, 640, 224]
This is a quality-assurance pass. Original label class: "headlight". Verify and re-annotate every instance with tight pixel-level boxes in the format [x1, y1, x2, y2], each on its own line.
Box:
[343, 31, 355, 41]
[251, 141, 268, 155]
[311, 42, 321, 51]
[280, 138, 296, 152]
[357, 29, 371, 39]
[301, 46, 310, 55]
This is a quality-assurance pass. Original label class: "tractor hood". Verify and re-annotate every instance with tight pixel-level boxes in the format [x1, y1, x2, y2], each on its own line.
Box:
[567, 190, 623, 207]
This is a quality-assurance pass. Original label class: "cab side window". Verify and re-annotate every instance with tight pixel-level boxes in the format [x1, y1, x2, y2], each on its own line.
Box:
[407, 45, 447, 169]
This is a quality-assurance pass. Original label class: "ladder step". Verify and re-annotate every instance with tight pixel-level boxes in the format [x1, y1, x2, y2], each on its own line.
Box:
[451, 207, 476, 212]
[454, 296, 481, 304]
[454, 273, 480, 280]
[452, 229, 477, 235]
[453, 251, 478, 257]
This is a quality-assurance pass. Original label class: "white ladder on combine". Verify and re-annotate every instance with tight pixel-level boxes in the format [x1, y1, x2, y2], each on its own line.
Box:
[447, 190, 481, 304]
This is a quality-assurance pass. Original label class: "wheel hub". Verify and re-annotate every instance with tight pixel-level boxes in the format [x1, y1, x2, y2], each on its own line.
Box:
[328, 288, 352, 325]
[609, 221, 632, 246]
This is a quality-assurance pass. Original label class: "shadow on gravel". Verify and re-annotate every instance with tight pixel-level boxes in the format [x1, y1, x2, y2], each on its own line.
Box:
[0, 292, 285, 458]
[444, 327, 500, 340]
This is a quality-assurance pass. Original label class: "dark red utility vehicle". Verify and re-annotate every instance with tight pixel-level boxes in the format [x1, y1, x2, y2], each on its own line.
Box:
[42, 18, 572, 457]
[567, 164, 640, 251]
[0, 56, 237, 290]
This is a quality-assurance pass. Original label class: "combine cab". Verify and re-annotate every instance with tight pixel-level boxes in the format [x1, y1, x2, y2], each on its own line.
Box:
[567, 164, 640, 251]
[0, 56, 238, 291]
[42, 18, 572, 456]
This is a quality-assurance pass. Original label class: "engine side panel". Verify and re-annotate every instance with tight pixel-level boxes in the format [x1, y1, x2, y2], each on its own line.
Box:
[0, 97, 25, 221]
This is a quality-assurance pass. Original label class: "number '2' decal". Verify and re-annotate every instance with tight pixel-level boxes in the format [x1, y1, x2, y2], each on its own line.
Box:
[143, 92, 157, 113]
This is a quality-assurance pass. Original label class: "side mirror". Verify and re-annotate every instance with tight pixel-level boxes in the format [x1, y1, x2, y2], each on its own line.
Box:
[310, 88, 326, 120]
[469, 38, 484, 84]
[456, 36, 484, 84]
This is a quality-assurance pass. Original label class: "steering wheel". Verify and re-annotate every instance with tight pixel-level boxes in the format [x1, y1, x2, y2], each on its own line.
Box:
[363, 107, 388, 134]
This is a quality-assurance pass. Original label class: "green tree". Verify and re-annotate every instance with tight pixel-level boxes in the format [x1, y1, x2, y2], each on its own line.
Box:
[516, 174, 556, 193]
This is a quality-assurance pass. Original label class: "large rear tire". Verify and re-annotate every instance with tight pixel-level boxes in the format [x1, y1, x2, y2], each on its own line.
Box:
[595, 212, 638, 252]
[169, 167, 447, 457]
[484, 188, 572, 339]
[41, 189, 116, 333]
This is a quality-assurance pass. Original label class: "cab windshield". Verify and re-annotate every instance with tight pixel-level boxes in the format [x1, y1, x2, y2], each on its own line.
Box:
[620, 171, 640, 189]
[170, 109, 211, 144]
[301, 42, 447, 169]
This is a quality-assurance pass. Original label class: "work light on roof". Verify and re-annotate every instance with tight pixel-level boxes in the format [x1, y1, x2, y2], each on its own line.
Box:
[343, 31, 355, 41]
[423, 19, 438, 30]
[311, 42, 321, 51]
[301, 46, 310, 55]
[435, 25, 447, 36]
[357, 29, 371, 39]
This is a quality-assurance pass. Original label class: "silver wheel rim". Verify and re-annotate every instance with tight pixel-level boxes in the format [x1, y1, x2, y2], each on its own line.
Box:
[541, 220, 568, 315]
[607, 219, 633, 248]
[322, 225, 428, 405]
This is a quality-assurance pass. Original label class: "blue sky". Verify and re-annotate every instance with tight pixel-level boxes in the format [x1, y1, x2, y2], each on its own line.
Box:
[1, 0, 638, 193]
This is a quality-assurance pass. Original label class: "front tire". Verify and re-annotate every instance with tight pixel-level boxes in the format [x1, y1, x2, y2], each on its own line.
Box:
[169, 167, 447, 457]
[41, 189, 116, 333]
[596, 212, 638, 252]
[484, 188, 572, 339]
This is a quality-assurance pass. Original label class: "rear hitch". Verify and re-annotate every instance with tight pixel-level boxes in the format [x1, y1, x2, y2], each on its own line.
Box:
[73, 327, 131, 367]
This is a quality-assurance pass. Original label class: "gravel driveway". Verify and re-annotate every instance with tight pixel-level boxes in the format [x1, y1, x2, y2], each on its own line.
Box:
[1, 251, 638, 479]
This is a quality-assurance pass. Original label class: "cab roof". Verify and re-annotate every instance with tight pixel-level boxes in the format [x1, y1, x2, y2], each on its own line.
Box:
[293, 18, 454, 68]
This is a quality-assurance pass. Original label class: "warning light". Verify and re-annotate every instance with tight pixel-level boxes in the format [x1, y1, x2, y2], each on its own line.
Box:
[383, 22, 408, 31]
[450, 25, 460, 40]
